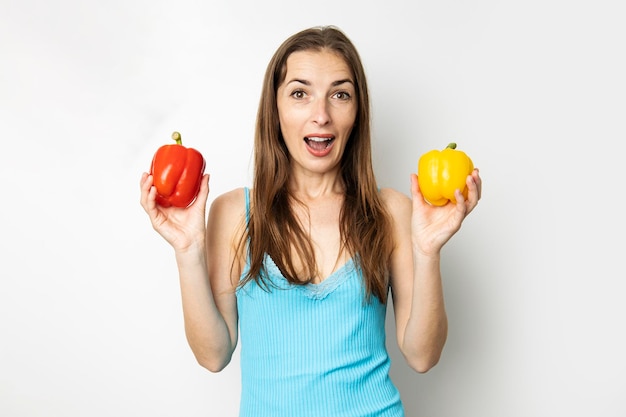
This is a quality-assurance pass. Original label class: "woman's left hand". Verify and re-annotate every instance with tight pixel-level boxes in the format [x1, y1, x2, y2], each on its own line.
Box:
[410, 169, 482, 256]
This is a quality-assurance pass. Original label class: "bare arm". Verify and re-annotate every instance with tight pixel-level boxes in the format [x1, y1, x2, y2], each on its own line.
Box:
[385, 170, 481, 373]
[139, 174, 243, 372]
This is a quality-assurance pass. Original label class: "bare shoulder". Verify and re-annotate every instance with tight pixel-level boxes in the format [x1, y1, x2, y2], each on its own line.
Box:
[379, 187, 411, 220]
[210, 187, 247, 213]
[208, 187, 248, 236]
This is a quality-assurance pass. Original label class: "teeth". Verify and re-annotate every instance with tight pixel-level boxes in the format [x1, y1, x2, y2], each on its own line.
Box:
[307, 137, 332, 142]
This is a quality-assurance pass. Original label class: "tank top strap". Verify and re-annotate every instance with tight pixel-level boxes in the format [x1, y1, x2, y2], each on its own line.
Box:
[244, 187, 250, 225]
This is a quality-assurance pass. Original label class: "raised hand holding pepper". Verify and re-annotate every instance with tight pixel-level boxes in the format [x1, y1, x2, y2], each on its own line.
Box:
[412, 142, 481, 255]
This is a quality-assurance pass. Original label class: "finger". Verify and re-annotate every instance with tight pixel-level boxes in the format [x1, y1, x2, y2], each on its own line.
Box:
[471, 168, 482, 200]
[188, 174, 210, 211]
[198, 174, 210, 200]
[410, 173, 419, 197]
[410, 173, 426, 210]
[140, 175, 158, 215]
[454, 188, 468, 212]
[139, 173, 152, 209]
[140, 172, 149, 187]
[147, 183, 158, 212]
[463, 172, 480, 214]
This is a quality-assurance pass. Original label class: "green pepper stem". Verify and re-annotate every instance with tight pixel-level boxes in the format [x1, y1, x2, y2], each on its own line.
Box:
[171, 131, 182, 145]
[446, 142, 457, 150]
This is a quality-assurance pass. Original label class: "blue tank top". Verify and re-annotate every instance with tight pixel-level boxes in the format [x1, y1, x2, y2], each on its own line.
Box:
[236, 188, 404, 417]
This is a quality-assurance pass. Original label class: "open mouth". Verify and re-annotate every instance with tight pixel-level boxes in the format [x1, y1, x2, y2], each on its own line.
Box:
[304, 136, 335, 151]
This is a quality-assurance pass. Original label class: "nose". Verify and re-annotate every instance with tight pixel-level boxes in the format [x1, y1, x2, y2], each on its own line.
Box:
[312, 98, 331, 125]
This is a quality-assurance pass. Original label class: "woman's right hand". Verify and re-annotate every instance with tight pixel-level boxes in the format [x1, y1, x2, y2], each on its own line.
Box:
[139, 172, 210, 252]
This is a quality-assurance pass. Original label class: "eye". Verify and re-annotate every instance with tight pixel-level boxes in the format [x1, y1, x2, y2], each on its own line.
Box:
[290, 89, 306, 99]
[333, 91, 352, 100]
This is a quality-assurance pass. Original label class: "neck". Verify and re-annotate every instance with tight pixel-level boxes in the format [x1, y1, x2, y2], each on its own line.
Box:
[288, 171, 345, 201]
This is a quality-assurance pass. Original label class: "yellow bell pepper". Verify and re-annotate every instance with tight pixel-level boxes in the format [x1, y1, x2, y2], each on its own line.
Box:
[417, 143, 474, 206]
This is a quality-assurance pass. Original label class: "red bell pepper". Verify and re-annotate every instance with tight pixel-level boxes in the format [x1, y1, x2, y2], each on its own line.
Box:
[150, 131, 206, 208]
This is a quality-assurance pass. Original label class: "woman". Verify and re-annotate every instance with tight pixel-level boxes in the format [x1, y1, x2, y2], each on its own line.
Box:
[140, 25, 481, 417]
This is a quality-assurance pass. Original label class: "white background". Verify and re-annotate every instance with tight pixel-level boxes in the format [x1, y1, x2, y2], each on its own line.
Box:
[1, 0, 625, 416]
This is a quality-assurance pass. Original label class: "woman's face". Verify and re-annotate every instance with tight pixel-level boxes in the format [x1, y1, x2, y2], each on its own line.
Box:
[276, 49, 357, 178]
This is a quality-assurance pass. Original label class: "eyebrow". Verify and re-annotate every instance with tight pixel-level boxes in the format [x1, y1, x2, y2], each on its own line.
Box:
[286, 78, 355, 87]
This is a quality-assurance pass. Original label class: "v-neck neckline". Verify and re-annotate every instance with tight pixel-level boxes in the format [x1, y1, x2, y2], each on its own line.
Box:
[265, 256, 356, 300]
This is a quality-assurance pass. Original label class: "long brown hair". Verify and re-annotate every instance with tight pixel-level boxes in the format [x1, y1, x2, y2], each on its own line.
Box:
[240, 26, 394, 303]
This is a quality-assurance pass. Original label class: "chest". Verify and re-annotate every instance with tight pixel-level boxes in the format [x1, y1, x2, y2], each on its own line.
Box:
[292, 197, 348, 281]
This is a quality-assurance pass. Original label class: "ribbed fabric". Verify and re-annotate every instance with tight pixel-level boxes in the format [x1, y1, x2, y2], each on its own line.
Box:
[236, 188, 404, 417]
